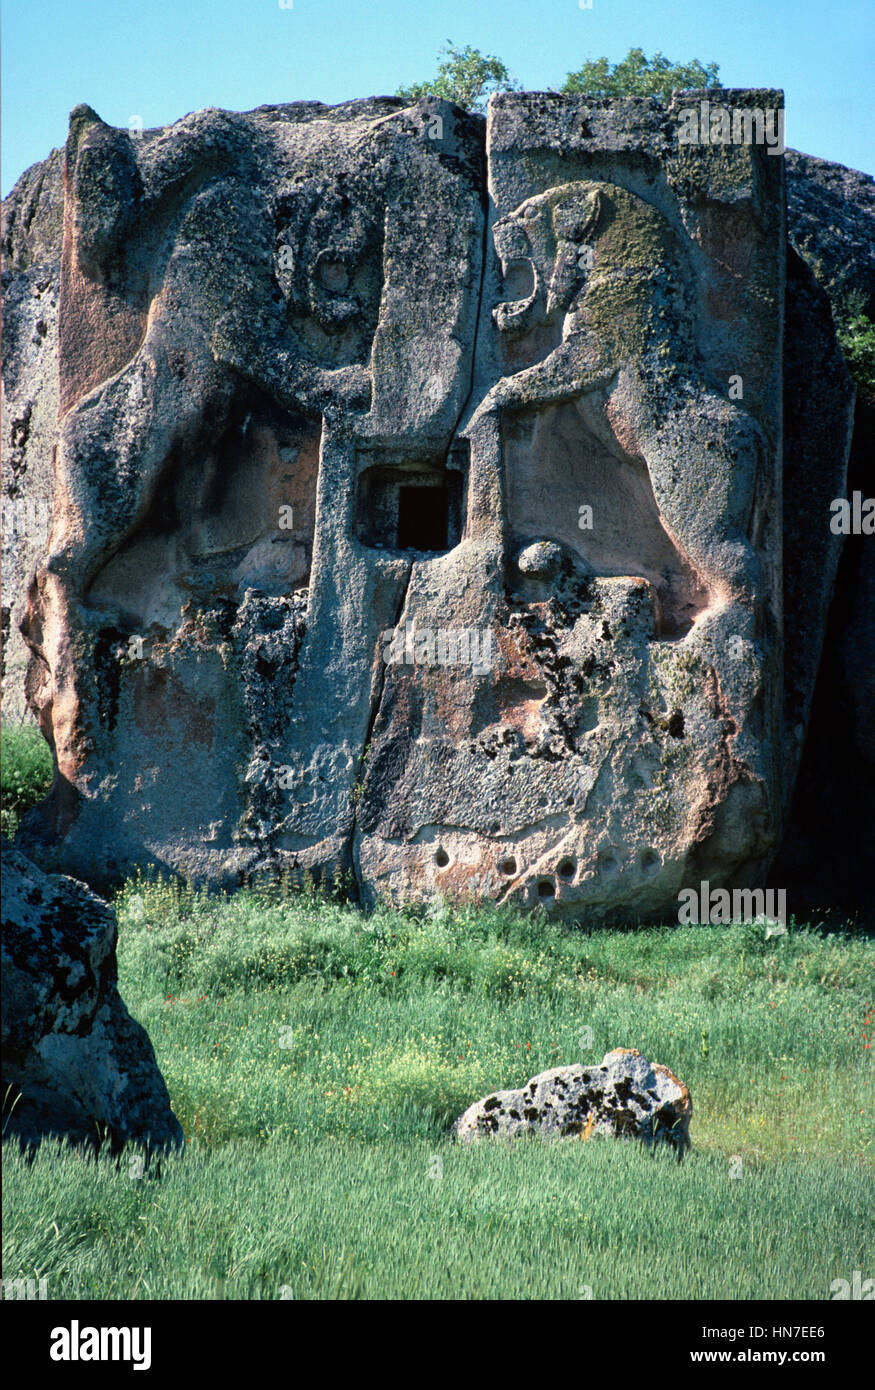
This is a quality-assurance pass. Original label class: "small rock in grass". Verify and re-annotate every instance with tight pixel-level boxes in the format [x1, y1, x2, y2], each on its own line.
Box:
[453, 1048, 692, 1156]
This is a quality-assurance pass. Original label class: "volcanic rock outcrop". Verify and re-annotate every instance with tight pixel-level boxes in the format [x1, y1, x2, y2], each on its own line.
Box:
[2, 149, 63, 720]
[1, 90, 868, 920]
[772, 152, 875, 918]
[1, 840, 182, 1151]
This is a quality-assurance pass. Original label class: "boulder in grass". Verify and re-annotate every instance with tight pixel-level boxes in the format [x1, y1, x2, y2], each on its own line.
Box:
[453, 1048, 692, 1156]
[1, 841, 183, 1154]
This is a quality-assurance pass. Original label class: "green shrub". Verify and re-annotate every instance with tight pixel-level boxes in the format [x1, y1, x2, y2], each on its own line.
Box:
[396, 40, 518, 112]
[837, 308, 875, 404]
[562, 48, 721, 99]
[1, 723, 53, 839]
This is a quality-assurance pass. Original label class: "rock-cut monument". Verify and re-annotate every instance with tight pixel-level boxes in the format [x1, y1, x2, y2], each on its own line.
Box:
[2, 90, 865, 922]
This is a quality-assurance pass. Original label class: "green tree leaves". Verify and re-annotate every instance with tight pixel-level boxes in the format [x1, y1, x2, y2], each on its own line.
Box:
[397, 43, 722, 112]
[396, 40, 519, 113]
[835, 292, 875, 404]
[562, 47, 722, 100]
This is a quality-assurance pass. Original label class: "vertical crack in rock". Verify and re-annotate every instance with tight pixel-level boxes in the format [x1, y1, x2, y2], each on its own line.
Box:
[347, 561, 414, 900]
[440, 171, 491, 473]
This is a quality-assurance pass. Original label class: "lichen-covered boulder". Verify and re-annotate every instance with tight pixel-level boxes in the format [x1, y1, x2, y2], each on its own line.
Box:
[453, 1048, 692, 1155]
[1, 841, 182, 1152]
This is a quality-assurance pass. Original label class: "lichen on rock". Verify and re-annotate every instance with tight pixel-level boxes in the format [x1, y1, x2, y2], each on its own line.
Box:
[1, 91, 866, 921]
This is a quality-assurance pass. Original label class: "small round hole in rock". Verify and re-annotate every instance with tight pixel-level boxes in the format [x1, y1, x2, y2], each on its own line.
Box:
[557, 858, 575, 880]
[499, 857, 517, 876]
[434, 848, 449, 868]
[537, 878, 556, 898]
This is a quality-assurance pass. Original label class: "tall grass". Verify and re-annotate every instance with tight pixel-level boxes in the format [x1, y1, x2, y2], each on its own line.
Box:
[3, 875, 872, 1298]
[1, 723, 52, 839]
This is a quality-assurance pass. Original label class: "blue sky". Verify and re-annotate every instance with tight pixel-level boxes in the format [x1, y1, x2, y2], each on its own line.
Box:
[2, 0, 873, 195]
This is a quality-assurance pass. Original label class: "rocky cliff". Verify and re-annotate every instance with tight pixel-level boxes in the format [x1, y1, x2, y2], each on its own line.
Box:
[2, 92, 870, 920]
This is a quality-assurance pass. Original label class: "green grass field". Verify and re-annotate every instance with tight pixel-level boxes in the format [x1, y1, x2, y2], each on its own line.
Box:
[0, 722, 52, 840]
[3, 869, 873, 1300]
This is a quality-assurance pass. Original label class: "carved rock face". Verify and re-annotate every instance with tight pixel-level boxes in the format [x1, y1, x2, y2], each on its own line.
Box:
[274, 175, 386, 362]
[353, 94, 791, 920]
[14, 92, 854, 921]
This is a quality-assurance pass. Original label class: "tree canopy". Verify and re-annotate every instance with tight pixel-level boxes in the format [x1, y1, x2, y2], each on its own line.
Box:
[562, 48, 722, 100]
[397, 43, 722, 113]
[396, 41, 519, 113]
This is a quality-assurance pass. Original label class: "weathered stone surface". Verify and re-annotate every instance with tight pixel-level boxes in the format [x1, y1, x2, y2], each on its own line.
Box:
[358, 91, 785, 919]
[1, 148, 64, 721]
[779, 248, 855, 816]
[1, 840, 183, 1151]
[1, 93, 867, 919]
[16, 96, 488, 894]
[772, 151, 874, 919]
[785, 150, 875, 317]
[770, 383, 875, 918]
[1, 146, 65, 271]
[453, 1047, 692, 1154]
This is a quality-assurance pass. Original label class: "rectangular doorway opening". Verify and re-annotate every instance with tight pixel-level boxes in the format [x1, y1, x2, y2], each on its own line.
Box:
[354, 447, 467, 552]
[397, 486, 449, 551]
